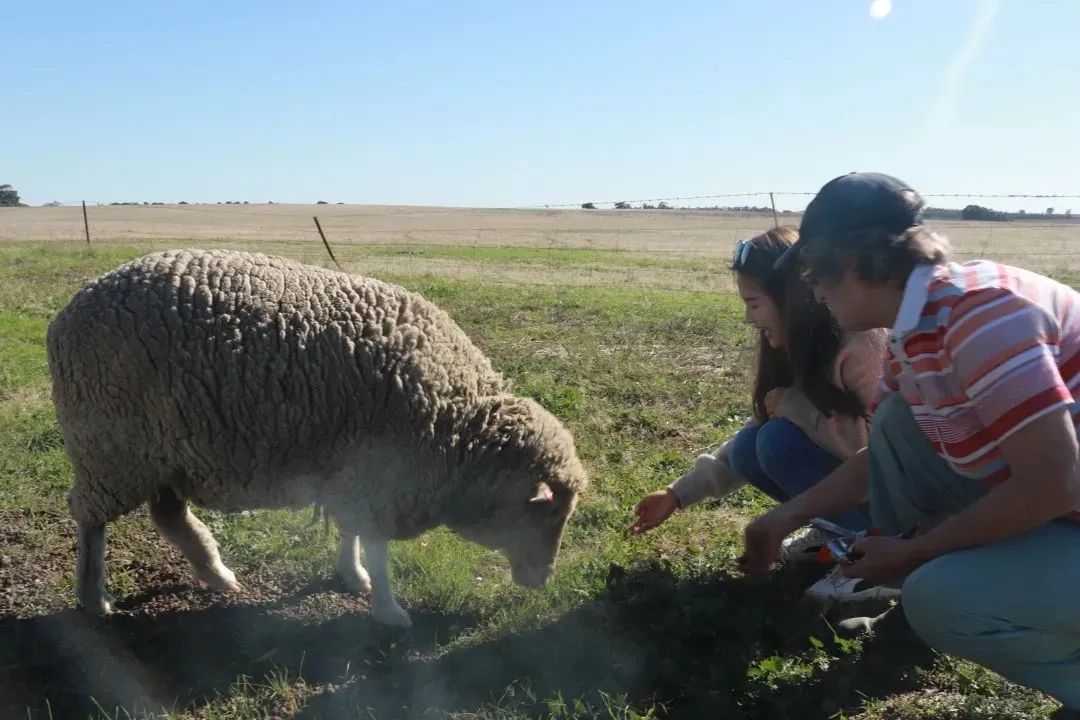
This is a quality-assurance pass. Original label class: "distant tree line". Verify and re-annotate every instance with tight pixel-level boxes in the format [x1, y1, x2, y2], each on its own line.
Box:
[105, 200, 254, 205]
[959, 205, 1008, 221]
[583, 201, 763, 212]
[926, 205, 1074, 222]
[0, 184, 24, 206]
[577, 196, 1074, 221]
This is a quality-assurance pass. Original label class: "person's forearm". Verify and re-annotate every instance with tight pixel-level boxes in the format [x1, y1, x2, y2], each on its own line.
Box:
[909, 405, 1080, 563]
[908, 474, 1076, 563]
[776, 449, 870, 524]
[668, 439, 746, 508]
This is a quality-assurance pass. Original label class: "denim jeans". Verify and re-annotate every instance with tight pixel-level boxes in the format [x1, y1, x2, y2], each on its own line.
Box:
[871, 392, 1080, 708]
[728, 418, 871, 533]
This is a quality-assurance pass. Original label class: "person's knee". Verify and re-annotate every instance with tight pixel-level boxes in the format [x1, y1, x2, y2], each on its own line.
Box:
[900, 559, 950, 649]
[755, 419, 804, 481]
[728, 425, 761, 480]
[901, 555, 978, 651]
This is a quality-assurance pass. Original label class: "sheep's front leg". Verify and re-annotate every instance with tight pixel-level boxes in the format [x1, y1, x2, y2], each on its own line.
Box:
[76, 522, 111, 615]
[360, 537, 411, 628]
[334, 534, 371, 595]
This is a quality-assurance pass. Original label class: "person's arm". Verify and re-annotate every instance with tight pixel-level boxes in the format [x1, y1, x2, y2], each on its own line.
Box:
[847, 291, 1078, 583]
[740, 344, 901, 574]
[772, 447, 870, 525]
[917, 291, 1077, 549]
[777, 332, 891, 457]
[841, 330, 890, 413]
[668, 438, 746, 508]
[630, 435, 749, 535]
[781, 341, 898, 520]
[771, 337, 892, 522]
[740, 449, 871, 573]
[776, 387, 841, 455]
[907, 407, 1079, 562]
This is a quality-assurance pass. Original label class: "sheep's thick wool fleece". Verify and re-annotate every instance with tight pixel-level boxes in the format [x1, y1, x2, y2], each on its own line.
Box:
[47, 248, 521, 520]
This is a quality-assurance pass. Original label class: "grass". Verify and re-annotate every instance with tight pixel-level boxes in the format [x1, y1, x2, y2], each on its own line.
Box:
[342, 243, 707, 270]
[0, 241, 1069, 719]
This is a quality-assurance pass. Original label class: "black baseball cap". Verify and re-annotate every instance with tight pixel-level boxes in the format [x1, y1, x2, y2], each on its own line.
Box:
[774, 172, 926, 270]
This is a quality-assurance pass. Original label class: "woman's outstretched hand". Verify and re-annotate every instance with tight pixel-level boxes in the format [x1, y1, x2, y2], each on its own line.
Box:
[628, 489, 680, 535]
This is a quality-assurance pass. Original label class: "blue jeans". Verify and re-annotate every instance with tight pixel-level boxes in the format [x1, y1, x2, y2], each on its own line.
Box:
[728, 419, 871, 533]
[870, 393, 1080, 707]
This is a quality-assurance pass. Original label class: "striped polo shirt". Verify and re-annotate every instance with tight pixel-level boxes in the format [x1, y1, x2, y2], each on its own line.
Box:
[870, 261, 1080, 517]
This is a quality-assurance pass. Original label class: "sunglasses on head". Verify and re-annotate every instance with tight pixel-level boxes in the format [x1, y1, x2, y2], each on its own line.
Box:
[732, 237, 753, 268]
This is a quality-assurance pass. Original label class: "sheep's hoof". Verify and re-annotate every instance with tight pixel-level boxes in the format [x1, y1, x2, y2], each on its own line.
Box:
[336, 566, 372, 596]
[194, 562, 242, 593]
[372, 602, 413, 629]
[78, 597, 112, 615]
[198, 577, 243, 593]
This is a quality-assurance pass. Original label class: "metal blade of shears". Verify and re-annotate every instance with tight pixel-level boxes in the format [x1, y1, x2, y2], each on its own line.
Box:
[809, 517, 858, 540]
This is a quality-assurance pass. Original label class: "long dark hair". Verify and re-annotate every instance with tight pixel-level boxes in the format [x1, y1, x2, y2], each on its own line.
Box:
[732, 226, 865, 424]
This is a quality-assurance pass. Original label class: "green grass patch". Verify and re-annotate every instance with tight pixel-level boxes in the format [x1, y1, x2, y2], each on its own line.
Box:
[342, 243, 708, 272]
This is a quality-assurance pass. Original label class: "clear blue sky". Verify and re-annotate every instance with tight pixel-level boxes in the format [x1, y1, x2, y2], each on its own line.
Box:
[4, 0, 1078, 211]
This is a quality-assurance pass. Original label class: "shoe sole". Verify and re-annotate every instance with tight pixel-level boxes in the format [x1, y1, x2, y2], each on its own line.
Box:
[805, 587, 902, 603]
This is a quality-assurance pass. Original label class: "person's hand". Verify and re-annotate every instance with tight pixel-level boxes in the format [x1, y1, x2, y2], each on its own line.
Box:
[841, 535, 926, 586]
[739, 508, 800, 574]
[764, 387, 788, 418]
[628, 489, 680, 535]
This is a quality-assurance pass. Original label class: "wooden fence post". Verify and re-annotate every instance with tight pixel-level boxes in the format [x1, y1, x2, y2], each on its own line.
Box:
[82, 201, 91, 244]
[313, 216, 343, 270]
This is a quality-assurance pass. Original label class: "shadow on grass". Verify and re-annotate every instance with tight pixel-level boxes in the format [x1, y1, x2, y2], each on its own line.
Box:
[1, 563, 935, 719]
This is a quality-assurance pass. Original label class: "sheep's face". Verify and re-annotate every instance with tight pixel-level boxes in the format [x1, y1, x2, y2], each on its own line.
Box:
[505, 479, 580, 588]
[452, 394, 588, 588]
[455, 475, 581, 589]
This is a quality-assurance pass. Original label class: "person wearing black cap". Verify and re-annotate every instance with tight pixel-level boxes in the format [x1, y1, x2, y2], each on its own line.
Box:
[740, 171, 1080, 716]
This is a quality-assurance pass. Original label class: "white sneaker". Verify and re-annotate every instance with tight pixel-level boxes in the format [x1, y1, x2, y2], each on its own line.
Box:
[780, 526, 834, 564]
[804, 565, 902, 604]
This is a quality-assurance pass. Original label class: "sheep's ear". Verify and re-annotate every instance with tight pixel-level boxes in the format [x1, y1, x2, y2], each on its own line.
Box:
[529, 482, 554, 504]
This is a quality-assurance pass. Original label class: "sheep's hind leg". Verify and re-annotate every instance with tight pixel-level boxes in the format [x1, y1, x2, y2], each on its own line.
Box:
[76, 522, 111, 615]
[335, 534, 372, 595]
[360, 537, 412, 628]
[149, 487, 240, 593]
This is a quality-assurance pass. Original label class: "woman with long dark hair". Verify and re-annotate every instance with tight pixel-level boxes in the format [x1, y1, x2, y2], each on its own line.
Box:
[629, 226, 889, 602]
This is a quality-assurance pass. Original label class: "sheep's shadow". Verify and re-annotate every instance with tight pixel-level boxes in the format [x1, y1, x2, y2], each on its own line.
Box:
[0, 579, 472, 719]
[1, 564, 935, 719]
[299, 562, 936, 719]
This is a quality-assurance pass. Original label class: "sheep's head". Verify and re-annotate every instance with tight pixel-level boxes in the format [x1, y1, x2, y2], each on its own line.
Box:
[451, 395, 588, 588]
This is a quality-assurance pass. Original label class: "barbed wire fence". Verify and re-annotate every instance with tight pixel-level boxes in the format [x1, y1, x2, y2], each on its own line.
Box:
[1, 192, 1077, 294]
[21, 189, 1080, 212]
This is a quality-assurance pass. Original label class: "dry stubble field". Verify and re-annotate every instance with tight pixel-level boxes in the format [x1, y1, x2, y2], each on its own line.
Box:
[0, 204, 1077, 719]
[3, 203, 1078, 290]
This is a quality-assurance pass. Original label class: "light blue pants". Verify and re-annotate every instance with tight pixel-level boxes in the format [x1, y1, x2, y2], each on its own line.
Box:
[870, 393, 1080, 708]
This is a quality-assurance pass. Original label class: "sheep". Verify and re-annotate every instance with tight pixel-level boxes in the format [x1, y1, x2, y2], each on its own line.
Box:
[45, 248, 588, 628]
